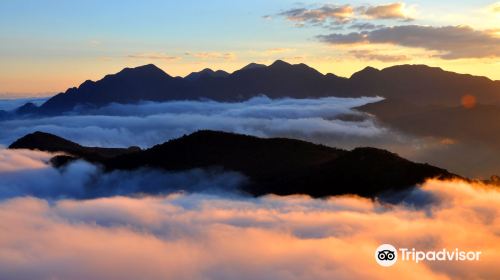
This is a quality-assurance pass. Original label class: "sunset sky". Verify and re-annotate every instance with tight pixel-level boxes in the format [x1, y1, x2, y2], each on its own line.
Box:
[0, 0, 499, 96]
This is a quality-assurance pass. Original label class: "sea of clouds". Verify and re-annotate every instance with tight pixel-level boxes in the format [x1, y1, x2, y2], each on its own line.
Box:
[0, 177, 498, 280]
[0, 96, 392, 148]
[1, 147, 499, 279]
[1, 96, 499, 279]
[1, 95, 462, 175]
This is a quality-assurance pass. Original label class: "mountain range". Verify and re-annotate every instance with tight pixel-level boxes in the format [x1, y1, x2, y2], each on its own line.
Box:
[6, 61, 500, 178]
[12, 60, 499, 115]
[9, 130, 456, 198]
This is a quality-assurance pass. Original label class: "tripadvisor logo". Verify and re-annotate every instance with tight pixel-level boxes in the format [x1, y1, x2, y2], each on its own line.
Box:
[375, 244, 482, 267]
[375, 244, 397, 267]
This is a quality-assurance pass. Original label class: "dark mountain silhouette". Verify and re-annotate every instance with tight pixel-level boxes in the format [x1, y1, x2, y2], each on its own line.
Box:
[15, 102, 38, 115]
[349, 65, 500, 106]
[358, 99, 500, 149]
[38, 64, 187, 113]
[240, 62, 266, 70]
[26, 60, 499, 114]
[9, 131, 141, 162]
[185, 68, 229, 80]
[9, 130, 457, 197]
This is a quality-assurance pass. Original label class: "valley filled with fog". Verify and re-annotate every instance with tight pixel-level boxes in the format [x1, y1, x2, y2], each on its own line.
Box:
[1, 95, 499, 177]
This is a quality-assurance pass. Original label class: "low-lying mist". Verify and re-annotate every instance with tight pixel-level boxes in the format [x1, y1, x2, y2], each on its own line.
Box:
[2, 95, 467, 174]
[0, 96, 389, 148]
[0, 148, 247, 199]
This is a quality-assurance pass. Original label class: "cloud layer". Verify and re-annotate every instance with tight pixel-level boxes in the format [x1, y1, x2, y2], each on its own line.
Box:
[0, 96, 386, 148]
[1, 97, 499, 279]
[0, 179, 499, 279]
[2, 96, 490, 177]
[0, 148, 247, 199]
[0, 97, 47, 111]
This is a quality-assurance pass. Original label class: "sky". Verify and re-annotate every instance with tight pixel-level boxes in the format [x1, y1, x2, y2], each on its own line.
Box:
[0, 0, 499, 96]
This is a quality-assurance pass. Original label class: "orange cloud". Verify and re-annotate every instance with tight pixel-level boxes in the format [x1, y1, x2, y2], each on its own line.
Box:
[0, 149, 53, 172]
[0, 179, 499, 279]
[362, 3, 414, 20]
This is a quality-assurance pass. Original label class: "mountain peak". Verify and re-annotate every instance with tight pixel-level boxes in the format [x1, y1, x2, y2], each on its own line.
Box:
[200, 68, 215, 73]
[350, 66, 380, 79]
[363, 66, 379, 72]
[240, 63, 266, 71]
[9, 131, 82, 151]
[381, 64, 444, 74]
[137, 63, 163, 71]
[35, 61, 500, 115]
[118, 64, 169, 77]
[185, 68, 229, 80]
[269, 60, 291, 68]
[15, 102, 39, 115]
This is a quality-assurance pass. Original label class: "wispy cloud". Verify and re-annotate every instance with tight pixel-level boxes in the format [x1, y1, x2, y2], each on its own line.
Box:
[185, 51, 237, 60]
[128, 52, 181, 61]
[264, 48, 295, 55]
[277, 2, 413, 28]
[278, 5, 354, 26]
[349, 50, 410, 62]
[89, 40, 102, 47]
[491, 2, 500, 13]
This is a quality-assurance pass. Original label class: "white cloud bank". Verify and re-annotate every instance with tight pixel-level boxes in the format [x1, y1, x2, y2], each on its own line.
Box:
[0, 148, 247, 199]
[0, 96, 386, 148]
[0, 179, 499, 279]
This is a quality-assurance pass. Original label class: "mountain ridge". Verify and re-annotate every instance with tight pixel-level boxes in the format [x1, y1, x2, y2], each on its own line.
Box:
[9, 130, 458, 198]
[9, 131, 141, 161]
[15, 61, 499, 115]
